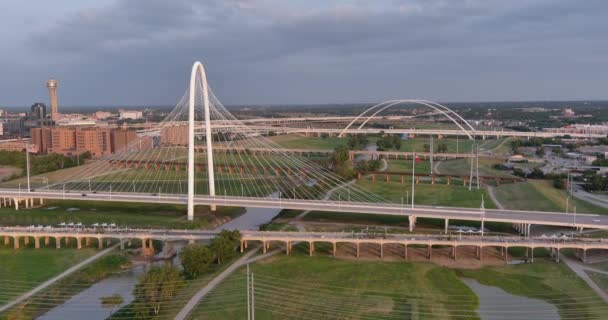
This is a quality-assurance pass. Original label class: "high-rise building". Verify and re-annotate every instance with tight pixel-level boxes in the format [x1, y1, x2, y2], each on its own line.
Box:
[31, 127, 54, 153]
[30, 103, 47, 119]
[76, 127, 112, 157]
[46, 79, 59, 121]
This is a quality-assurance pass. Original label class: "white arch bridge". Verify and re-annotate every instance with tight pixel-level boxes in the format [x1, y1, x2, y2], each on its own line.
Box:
[0, 61, 605, 234]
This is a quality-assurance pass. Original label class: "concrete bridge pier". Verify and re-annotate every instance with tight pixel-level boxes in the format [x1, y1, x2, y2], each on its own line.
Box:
[332, 242, 337, 257]
[56, 237, 61, 249]
[309, 242, 314, 256]
[120, 239, 125, 250]
[581, 249, 587, 264]
[408, 216, 417, 232]
[524, 247, 535, 262]
[404, 244, 408, 260]
[45, 236, 50, 246]
[427, 244, 432, 259]
[379, 243, 383, 259]
[34, 237, 40, 249]
[444, 219, 449, 233]
[13, 236, 19, 249]
[4, 236, 10, 246]
[356, 243, 360, 258]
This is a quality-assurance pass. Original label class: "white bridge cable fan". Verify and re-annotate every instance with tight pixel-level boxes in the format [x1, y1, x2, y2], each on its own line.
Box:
[42, 64, 395, 207]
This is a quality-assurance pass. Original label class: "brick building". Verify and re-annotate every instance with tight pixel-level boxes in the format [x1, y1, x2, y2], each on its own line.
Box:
[30, 127, 138, 157]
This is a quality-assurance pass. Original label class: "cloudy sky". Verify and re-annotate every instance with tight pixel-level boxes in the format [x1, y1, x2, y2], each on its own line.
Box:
[1, 0, 607, 107]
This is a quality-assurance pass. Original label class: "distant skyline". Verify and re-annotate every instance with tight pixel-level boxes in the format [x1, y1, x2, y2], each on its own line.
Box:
[1, 0, 607, 107]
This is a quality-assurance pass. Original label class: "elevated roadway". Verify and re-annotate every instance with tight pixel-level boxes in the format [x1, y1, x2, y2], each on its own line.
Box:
[1, 189, 606, 231]
[1, 227, 606, 263]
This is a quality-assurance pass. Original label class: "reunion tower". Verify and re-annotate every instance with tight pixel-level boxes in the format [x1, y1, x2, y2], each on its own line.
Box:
[46, 78, 59, 121]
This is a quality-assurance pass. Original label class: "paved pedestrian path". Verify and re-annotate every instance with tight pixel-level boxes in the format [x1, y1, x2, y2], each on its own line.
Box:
[562, 257, 608, 303]
[175, 247, 260, 320]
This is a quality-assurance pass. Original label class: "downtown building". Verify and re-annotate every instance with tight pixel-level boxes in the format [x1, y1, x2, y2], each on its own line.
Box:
[30, 126, 138, 157]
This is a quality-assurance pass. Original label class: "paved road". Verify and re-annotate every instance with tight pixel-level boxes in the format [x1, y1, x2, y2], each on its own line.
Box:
[2, 188, 607, 230]
[0, 243, 119, 313]
[572, 185, 608, 209]
[562, 257, 608, 303]
[175, 248, 260, 320]
[485, 185, 505, 210]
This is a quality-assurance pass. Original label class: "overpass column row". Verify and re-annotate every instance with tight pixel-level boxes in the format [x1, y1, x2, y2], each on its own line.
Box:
[513, 223, 532, 237]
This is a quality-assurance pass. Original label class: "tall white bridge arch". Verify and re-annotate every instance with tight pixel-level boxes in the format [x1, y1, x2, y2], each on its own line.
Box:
[339, 100, 476, 140]
[188, 61, 215, 220]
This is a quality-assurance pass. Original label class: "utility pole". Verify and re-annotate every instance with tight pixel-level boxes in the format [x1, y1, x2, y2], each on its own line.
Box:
[411, 153, 416, 208]
[468, 143, 474, 191]
[430, 135, 434, 175]
[251, 272, 255, 320]
[246, 264, 251, 320]
[475, 144, 480, 189]
[25, 143, 31, 192]
[573, 206, 577, 237]
[480, 194, 485, 237]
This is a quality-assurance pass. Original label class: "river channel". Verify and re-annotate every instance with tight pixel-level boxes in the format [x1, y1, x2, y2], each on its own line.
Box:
[462, 278, 560, 320]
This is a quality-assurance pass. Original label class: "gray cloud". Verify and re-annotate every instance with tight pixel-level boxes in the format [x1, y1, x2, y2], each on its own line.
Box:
[3, 0, 608, 106]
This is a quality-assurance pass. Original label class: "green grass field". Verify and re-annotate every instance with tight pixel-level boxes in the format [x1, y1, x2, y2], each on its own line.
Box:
[386, 159, 432, 173]
[0, 200, 244, 229]
[190, 255, 606, 320]
[346, 179, 496, 209]
[269, 134, 346, 149]
[0, 248, 97, 304]
[3, 253, 129, 319]
[436, 158, 515, 178]
[459, 262, 607, 319]
[190, 255, 479, 320]
[494, 180, 606, 214]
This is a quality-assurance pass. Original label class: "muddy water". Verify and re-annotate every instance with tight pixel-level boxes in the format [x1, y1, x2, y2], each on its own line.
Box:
[462, 278, 559, 320]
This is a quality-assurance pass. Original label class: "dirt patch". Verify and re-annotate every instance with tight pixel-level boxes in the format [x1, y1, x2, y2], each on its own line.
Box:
[0, 166, 21, 181]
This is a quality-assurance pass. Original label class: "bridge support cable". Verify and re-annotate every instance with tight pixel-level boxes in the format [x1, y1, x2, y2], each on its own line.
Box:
[38, 61, 398, 218]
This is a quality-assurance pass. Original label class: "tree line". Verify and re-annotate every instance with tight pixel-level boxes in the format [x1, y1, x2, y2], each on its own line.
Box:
[124, 230, 241, 319]
[0, 150, 91, 179]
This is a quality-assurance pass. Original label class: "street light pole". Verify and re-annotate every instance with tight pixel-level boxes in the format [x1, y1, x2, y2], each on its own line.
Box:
[468, 143, 474, 191]
[25, 143, 31, 192]
[430, 135, 434, 175]
[247, 264, 251, 320]
[411, 153, 415, 208]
